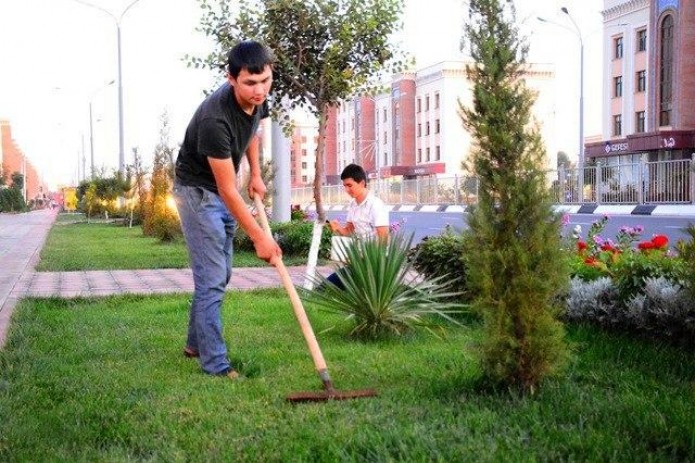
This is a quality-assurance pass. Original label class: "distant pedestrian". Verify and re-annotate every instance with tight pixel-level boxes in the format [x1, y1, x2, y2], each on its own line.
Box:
[173, 40, 282, 380]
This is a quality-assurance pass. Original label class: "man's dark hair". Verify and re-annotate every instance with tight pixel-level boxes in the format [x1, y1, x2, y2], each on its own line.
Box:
[341, 163, 367, 184]
[227, 41, 274, 78]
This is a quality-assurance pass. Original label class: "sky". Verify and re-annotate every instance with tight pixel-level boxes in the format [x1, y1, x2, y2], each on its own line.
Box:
[0, 0, 604, 189]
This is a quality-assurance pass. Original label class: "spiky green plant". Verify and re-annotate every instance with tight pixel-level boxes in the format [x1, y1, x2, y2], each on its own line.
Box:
[303, 233, 466, 340]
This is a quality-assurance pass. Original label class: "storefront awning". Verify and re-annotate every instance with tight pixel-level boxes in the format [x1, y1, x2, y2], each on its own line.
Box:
[585, 130, 695, 157]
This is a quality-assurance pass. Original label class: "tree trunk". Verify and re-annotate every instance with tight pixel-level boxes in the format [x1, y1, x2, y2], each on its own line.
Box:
[303, 102, 329, 289]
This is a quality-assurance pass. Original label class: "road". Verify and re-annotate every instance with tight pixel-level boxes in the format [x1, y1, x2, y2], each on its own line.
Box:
[325, 210, 695, 248]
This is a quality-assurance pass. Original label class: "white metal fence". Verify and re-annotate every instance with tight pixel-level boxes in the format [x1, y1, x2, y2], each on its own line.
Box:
[291, 158, 695, 207]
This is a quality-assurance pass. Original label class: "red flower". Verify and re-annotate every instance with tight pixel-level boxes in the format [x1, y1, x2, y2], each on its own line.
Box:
[638, 241, 654, 251]
[584, 256, 597, 265]
[651, 235, 669, 248]
[600, 243, 614, 252]
[577, 241, 587, 252]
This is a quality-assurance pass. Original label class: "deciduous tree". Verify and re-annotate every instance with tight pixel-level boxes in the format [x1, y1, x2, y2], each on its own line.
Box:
[189, 0, 405, 284]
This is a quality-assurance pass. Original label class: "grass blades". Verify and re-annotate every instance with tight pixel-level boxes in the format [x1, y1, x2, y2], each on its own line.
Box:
[37, 221, 309, 271]
[1, 292, 693, 461]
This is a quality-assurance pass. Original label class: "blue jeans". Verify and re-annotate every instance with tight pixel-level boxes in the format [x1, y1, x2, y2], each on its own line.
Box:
[173, 182, 236, 375]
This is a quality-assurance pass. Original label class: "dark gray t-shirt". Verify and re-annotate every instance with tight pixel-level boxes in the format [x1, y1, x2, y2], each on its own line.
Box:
[175, 81, 269, 194]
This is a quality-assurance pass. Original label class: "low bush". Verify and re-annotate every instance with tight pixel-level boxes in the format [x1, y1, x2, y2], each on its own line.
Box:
[0, 187, 26, 212]
[566, 276, 695, 345]
[675, 224, 695, 297]
[408, 226, 471, 301]
[234, 220, 331, 258]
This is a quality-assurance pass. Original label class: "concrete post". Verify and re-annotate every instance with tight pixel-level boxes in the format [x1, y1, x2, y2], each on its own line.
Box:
[271, 120, 291, 222]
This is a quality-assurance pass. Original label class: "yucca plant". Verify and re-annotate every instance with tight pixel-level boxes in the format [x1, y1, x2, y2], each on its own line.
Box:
[303, 233, 466, 340]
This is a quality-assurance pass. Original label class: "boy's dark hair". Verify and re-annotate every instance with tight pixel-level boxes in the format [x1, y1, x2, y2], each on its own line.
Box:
[341, 163, 367, 184]
[227, 41, 274, 78]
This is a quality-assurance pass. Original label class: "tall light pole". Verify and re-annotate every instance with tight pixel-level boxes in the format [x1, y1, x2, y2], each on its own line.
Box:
[88, 80, 115, 179]
[72, 0, 145, 175]
[538, 8, 585, 201]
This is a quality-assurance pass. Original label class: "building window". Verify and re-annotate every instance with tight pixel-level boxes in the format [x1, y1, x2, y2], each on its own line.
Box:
[614, 36, 624, 59]
[302, 175, 307, 183]
[417, 98, 421, 113]
[636, 70, 646, 92]
[635, 111, 646, 133]
[637, 29, 647, 52]
[425, 95, 430, 111]
[435, 145, 440, 161]
[301, 162, 307, 169]
[435, 92, 440, 109]
[613, 76, 623, 98]
[425, 121, 430, 135]
[383, 108, 387, 122]
[426, 147, 430, 162]
[613, 114, 622, 136]
[301, 149, 307, 157]
[659, 14, 674, 127]
[383, 132, 387, 144]
[417, 148, 422, 163]
[435, 119, 440, 134]
[417, 123, 421, 137]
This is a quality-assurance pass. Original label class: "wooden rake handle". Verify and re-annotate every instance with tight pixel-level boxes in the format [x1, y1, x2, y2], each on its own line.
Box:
[253, 196, 330, 379]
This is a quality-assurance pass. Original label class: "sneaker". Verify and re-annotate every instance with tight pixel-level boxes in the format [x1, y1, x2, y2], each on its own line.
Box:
[183, 347, 199, 358]
[226, 369, 240, 380]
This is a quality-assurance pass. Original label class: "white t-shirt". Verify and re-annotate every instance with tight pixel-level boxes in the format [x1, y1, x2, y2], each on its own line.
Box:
[346, 192, 389, 239]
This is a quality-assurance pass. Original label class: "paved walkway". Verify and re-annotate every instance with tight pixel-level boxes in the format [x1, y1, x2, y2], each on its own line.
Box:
[0, 209, 332, 348]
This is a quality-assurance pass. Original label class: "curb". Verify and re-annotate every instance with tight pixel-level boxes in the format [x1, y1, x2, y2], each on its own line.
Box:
[307, 204, 695, 216]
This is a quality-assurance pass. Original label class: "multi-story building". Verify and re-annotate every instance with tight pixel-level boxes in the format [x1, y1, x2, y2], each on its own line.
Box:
[1, 119, 45, 201]
[289, 117, 319, 187]
[586, 0, 695, 165]
[325, 60, 556, 184]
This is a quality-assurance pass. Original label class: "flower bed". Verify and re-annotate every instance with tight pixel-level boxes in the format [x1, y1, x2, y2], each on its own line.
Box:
[565, 215, 695, 344]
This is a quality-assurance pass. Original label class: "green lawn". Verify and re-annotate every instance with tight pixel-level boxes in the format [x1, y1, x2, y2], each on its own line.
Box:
[37, 219, 312, 271]
[1, 291, 693, 462]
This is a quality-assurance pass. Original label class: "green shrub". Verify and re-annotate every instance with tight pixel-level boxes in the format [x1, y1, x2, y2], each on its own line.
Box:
[611, 248, 683, 303]
[675, 224, 695, 297]
[408, 227, 471, 301]
[273, 221, 331, 258]
[304, 233, 465, 340]
[0, 187, 26, 212]
[234, 220, 331, 258]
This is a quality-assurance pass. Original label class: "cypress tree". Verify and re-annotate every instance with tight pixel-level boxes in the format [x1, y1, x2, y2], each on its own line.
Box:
[460, 0, 570, 393]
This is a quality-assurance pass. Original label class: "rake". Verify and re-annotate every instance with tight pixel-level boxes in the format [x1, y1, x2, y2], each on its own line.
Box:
[253, 195, 377, 403]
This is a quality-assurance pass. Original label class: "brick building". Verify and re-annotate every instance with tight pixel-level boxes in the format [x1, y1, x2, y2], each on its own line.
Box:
[325, 61, 556, 184]
[586, 0, 695, 164]
[1, 119, 45, 202]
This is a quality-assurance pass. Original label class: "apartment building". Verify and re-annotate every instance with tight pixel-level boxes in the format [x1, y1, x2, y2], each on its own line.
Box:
[586, 0, 695, 164]
[1, 119, 44, 201]
[289, 117, 319, 187]
[325, 61, 556, 184]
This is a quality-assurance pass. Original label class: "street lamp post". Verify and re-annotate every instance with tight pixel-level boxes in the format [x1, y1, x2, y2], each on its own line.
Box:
[88, 80, 115, 179]
[561, 7, 585, 203]
[72, 0, 145, 175]
[538, 8, 585, 202]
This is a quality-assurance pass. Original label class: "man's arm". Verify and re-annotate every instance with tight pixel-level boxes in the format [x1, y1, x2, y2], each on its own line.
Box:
[375, 225, 389, 241]
[329, 220, 355, 236]
[208, 156, 281, 263]
[245, 134, 266, 200]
